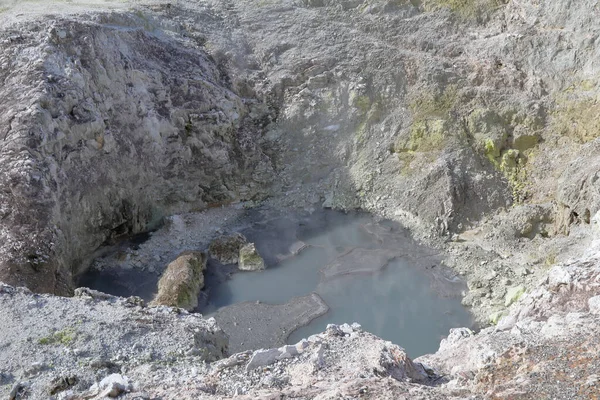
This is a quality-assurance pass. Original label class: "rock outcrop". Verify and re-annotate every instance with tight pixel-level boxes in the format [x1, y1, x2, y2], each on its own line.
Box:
[208, 233, 249, 265]
[0, 11, 274, 294]
[150, 251, 206, 311]
[238, 243, 266, 271]
[0, 282, 228, 399]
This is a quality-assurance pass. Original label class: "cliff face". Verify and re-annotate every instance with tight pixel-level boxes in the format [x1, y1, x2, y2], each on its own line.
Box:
[2, 0, 600, 297]
[0, 11, 274, 294]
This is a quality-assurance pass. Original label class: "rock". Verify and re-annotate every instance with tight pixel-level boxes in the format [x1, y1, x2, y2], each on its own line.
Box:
[312, 344, 326, 370]
[238, 244, 265, 271]
[192, 318, 230, 362]
[208, 233, 248, 264]
[49, 375, 78, 395]
[504, 286, 526, 307]
[246, 343, 308, 371]
[326, 324, 344, 336]
[556, 141, 600, 235]
[24, 362, 48, 377]
[322, 192, 334, 208]
[73, 287, 114, 301]
[489, 311, 507, 325]
[495, 314, 517, 331]
[588, 296, 600, 315]
[351, 323, 363, 331]
[278, 345, 299, 359]
[214, 351, 252, 371]
[150, 252, 206, 311]
[8, 383, 26, 400]
[246, 348, 281, 371]
[548, 266, 572, 290]
[339, 323, 355, 335]
[586, 374, 599, 386]
[0, 14, 273, 295]
[97, 374, 131, 398]
[438, 327, 473, 351]
[295, 339, 310, 352]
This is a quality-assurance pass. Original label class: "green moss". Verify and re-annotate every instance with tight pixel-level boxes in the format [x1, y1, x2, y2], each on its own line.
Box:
[488, 310, 506, 325]
[500, 149, 529, 204]
[397, 85, 459, 152]
[184, 120, 193, 136]
[466, 105, 540, 204]
[406, 120, 447, 152]
[484, 138, 500, 163]
[392, 85, 459, 171]
[39, 328, 77, 346]
[504, 286, 525, 307]
[551, 97, 600, 143]
[544, 252, 557, 267]
[409, 85, 458, 121]
[240, 252, 262, 264]
[482, 144, 530, 204]
[317, 90, 335, 113]
[353, 95, 372, 115]
[512, 134, 538, 152]
[397, 152, 416, 176]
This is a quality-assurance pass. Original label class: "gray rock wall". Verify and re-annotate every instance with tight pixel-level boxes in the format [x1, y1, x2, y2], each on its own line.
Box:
[4, 0, 600, 293]
[0, 14, 274, 294]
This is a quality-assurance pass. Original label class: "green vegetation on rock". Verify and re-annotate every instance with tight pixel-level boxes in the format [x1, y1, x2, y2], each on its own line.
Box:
[353, 95, 372, 115]
[239, 243, 266, 271]
[405, 120, 448, 152]
[355, 98, 384, 145]
[409, 84, 458, 121]
[552, 97, 600, 143]
[488, 310, 506, 325]
[393, 85, 458, 156]
[466, 106, 542, 204]
[151, 252, 206, 311]
[39, 328, 77, 346]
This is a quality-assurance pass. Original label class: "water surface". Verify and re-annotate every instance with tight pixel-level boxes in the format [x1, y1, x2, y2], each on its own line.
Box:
[80, 207, 473, 357]
[204, 209, 473, 357]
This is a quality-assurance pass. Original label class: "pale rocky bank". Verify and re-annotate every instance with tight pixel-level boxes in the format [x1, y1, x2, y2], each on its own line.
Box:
[1, 0, 600, 398]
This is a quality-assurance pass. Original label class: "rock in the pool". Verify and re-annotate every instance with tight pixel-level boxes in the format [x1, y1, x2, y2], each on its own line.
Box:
[239, 243, 265, 271]
[150, 251, 206, 310]
[209, 233, 248, 264]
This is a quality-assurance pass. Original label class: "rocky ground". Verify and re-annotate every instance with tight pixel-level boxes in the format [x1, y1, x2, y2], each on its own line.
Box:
[2, 0, 600, 398]
[2, 247, 600, 399]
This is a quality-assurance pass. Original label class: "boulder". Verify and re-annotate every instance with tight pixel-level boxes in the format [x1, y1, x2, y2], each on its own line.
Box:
[239, 243, 266, 271]
[150, 252, 206, 311]
[209, 233, 248, 264]
[588, 296, 600, 315]
[504, 286, 526, 307]
[100, 374, 131, 397]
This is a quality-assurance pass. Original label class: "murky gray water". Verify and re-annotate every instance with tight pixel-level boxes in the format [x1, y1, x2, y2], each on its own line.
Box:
[81, 208, 473, 357]
[287, 259, 470, 357]
[203, 209, 473, 357]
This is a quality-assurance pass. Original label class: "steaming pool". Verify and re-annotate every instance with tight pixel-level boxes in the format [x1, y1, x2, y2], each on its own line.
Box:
[81, 208, 473, 358]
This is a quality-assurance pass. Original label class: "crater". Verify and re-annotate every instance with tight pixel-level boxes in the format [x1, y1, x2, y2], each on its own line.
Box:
[79, 206, 473, 358]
